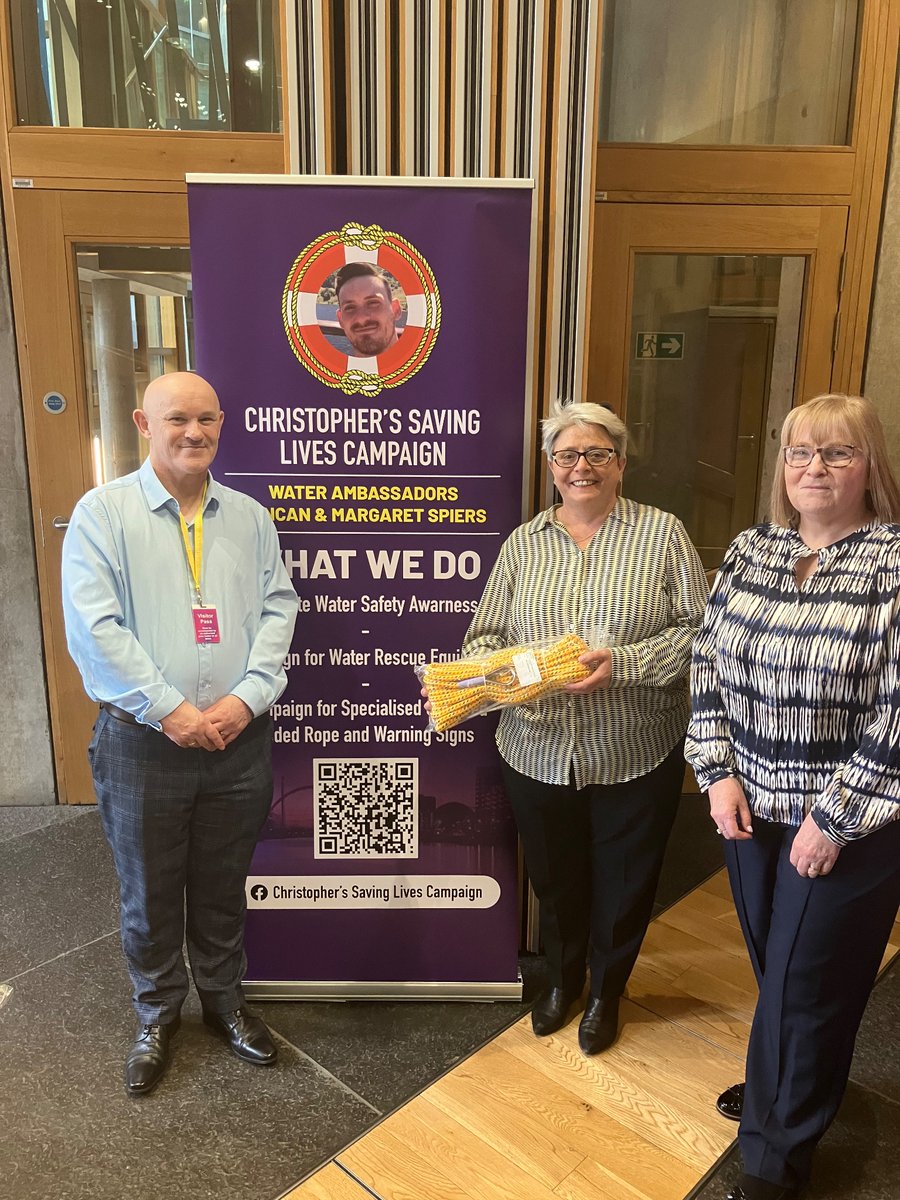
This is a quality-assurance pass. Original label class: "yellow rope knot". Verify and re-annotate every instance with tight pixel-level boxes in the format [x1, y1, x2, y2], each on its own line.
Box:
[341, 223, 386, 251]
[340, 370, 384, 398]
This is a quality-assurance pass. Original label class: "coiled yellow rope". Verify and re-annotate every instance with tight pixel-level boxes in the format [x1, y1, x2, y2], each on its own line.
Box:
[421, 633, 591, 732]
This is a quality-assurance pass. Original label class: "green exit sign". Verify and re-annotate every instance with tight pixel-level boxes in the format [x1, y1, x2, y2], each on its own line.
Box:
[635, 332, 685, 360]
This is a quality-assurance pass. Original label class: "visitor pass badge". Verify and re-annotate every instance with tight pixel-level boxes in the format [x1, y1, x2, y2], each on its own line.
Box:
[192, 606, 220, 644]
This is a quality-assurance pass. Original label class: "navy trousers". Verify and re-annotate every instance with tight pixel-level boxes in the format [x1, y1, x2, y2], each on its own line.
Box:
[726, 816, 900, 1190]
[501, 740, 684, 999]
[90, 709, 274, 1024]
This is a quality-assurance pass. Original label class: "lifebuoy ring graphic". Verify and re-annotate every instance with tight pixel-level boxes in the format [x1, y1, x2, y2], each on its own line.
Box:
[282, 222, 441, 397]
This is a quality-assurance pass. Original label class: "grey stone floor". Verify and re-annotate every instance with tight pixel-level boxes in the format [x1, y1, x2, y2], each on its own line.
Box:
[0, 805, 535, 1200]
[5, 797, 893, 1200]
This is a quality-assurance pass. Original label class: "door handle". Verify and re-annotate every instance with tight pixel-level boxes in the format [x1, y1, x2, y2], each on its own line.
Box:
[52, 516, 70, 530]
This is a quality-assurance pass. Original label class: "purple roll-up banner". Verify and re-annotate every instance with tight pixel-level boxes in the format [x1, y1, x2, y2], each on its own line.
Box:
[187, 176, 533, 999]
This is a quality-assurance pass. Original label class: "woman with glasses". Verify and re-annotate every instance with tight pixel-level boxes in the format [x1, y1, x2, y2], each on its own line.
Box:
[462, 401, 707, 1054]
[686, 393, 900, 1200]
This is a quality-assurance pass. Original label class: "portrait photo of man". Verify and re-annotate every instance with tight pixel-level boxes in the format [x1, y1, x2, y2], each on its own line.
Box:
[332, 262, 404, 357]
[286, 230, 439, 389]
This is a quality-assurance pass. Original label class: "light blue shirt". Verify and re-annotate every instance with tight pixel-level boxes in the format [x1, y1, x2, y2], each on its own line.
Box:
[62, 457, 298, 726]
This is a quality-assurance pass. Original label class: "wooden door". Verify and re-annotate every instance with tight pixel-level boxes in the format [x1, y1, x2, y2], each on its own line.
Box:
[13, 188, 189, 803]
[691, 316, 774, 569]
[588, 203, 848, 569]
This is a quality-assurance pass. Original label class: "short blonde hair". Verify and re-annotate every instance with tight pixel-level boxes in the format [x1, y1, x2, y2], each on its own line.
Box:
[770, 393, 900, 526]
[541, 401, 628, 459]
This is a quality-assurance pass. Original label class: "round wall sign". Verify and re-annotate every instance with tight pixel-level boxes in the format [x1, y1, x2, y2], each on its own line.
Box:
[42, 391, 67, 414]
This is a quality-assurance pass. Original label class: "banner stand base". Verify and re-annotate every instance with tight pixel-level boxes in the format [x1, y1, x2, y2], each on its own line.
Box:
[243, 973, 523, 1002]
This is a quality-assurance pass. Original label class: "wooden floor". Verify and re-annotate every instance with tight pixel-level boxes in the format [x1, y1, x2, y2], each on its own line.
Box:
[286, 871, 900, 1200]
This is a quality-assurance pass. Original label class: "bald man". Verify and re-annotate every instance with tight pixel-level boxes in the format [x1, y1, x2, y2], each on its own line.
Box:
[62, 372, 298, 1097]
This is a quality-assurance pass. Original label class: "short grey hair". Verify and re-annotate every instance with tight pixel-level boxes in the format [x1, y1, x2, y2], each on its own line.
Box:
[541, 401, 628, 460]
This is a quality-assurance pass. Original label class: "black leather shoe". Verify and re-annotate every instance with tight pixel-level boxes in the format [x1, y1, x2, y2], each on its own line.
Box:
[531, 986, 580, 1037]
[203, 1006, 277, 1065]
[725, 1175, 799, 1200]
[124, 1015, 180, 1097]
[578, 995, 620, 1055]
[716, 1081, 745, 1121]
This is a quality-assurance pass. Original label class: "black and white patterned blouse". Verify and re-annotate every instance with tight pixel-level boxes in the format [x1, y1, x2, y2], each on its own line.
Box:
[686, 522, 900, 844]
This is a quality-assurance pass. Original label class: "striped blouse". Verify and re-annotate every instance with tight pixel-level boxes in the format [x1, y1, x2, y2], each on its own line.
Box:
[463, 497, 708, 787]
[686, 522, 900, 844]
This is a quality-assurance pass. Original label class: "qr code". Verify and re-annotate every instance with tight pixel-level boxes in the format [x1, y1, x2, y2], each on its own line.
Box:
[313, 758, 418, 859]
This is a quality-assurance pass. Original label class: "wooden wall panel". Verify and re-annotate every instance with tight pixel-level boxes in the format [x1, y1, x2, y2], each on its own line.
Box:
[5, 127, 283, 186]
[832, 0, 900, 391]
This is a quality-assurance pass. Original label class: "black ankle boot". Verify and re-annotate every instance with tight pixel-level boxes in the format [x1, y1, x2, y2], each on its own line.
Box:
[531, 986, 579, 1036]
[577, 995, 620, 1055]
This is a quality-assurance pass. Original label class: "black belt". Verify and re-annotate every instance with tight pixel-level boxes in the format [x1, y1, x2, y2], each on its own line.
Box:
[100, 702, 139, 725]
[100, 703, 268, 734]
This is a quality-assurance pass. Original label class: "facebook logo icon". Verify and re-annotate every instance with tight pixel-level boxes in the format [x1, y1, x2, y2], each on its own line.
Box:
[250, 884, 268, 901]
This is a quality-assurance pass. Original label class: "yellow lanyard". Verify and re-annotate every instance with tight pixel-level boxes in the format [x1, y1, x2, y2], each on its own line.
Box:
[178, 481, 207, 604]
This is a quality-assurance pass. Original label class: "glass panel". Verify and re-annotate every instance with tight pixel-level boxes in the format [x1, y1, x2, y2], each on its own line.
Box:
[76, 244, 193, 486]
[600, 0, 859, 145]
[12, 0, 280, 131]
[623, 254, 805, 570]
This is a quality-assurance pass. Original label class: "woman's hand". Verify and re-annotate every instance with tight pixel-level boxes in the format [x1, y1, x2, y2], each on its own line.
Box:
[789, 813, 841, 879]
[419, 684, 432, 715]
[565, 648, 612, 694]
[708, 776, 754, 840]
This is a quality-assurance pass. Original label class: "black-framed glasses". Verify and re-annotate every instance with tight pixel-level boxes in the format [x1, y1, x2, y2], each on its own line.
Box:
[550, 447, 618, 468]
[782, 444, 859, 468]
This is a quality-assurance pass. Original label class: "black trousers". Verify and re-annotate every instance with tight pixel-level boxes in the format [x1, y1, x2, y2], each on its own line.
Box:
[726, 816, 900, 1190]
[501, 740, 684, 999]
[90, 709, 274, 1024]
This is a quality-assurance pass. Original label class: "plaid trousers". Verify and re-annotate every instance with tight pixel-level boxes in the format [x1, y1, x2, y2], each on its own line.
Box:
[90, 709, 273, 1023]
